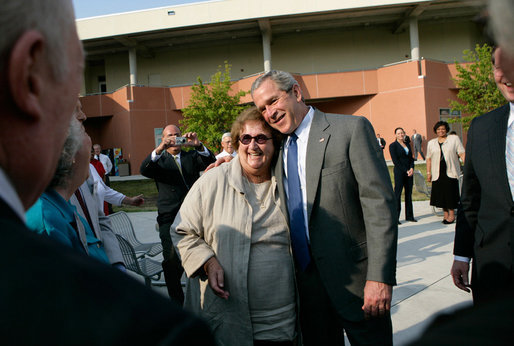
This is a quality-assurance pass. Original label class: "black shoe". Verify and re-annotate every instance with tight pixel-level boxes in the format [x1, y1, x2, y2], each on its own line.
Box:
[442, 219, 455, 224]
[406, 218, 417, 222]
[398, 221, 402, 225]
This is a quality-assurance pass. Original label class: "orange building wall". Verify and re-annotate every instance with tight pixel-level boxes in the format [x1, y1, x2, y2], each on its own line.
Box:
[81, 60, 461, 174]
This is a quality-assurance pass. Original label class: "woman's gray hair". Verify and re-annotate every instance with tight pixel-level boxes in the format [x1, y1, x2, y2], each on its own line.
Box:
[48, 117, 84, 189]
[251, 70, 299, 96]
[0, 0, 75, 80]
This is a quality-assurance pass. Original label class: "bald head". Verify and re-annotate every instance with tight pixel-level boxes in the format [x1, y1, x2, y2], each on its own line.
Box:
[0, 0, 84, 209]
[162, 125, 182, 155]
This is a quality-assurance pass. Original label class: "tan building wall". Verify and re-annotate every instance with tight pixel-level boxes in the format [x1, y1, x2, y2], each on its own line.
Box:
[87, 18, 481, 95]
[82, 59, 462, 175]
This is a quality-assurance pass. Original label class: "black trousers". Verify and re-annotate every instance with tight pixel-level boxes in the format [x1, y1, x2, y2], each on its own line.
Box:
[159, 221, 184, 305]
[296, 261, 392, 345]
[394, 171, 414, 220]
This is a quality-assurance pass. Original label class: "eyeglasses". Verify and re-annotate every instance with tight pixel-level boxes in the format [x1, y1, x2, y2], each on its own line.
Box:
[239, 134, 272, 145]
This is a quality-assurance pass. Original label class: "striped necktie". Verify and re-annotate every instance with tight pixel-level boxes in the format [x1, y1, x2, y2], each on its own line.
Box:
[507, 120, 514, 201]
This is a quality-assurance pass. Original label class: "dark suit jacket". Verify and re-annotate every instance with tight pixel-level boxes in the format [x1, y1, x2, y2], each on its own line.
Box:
[274, 109, 398, 321]
[140, 149, 215, 224]
[0, 198, 214, 345]
[389, 140, 414, 175]
[458, 103, 514, 296]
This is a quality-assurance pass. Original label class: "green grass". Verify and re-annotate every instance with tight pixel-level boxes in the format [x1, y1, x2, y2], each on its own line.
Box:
[109, 163, 430, 213]
[387, 163, 429, 201]
[110, 179, 158, 213]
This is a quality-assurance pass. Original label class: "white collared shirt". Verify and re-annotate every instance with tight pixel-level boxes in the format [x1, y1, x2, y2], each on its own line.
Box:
[151, 144, 210, 163]
[283, 106, 314, 242]
[95, 153, 113, 175]
[506, 102, 514, 201]
[216, 150, 237, 160]
[0, 167, 26, 222]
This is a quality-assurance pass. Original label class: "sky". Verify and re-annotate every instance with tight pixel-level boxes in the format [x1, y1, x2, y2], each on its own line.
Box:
[72, 0, 204, 19]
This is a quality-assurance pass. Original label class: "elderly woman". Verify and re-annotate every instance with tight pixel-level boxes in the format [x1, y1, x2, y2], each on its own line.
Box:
[426, 121, 465, 224]
[171, 107, 295, 346]
[26, 117, 109, 264]
[389, 127, 416, 224]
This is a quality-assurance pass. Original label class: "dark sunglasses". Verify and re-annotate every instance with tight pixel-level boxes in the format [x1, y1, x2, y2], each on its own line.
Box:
[239, 134, 272, 145]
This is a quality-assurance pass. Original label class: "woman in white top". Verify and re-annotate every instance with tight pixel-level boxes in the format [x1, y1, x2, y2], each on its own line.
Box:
[426, 121, 465, 224]
[172, 107, 296, 346]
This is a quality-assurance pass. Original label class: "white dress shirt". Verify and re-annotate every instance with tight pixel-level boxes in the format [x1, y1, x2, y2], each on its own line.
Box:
[283, 106, 314, 242]
[95, 153, 113, 175]
[151, 144, 210, 162]
[0, 167, 25, 221]
[88, 164, 126, 214]
[216, 150, 237, 160]
[506, 102, 514, 201]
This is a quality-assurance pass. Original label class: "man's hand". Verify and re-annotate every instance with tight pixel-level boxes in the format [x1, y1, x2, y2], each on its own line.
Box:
[205, 155, 233, 172]
[123, 194, 144, 206]
[203, 257, 229, 300]
[156, 136, 174, 155]
[182, 132, 201, 148]
[362, 280, 392, 319]
[451, 260, 471, 293]
[407, 168, 414, 177]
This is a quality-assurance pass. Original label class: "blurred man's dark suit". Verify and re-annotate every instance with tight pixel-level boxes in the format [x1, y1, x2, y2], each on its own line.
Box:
[457, 103, 514, 303]
[140, 149, 215, 303]
[0, 198, 214, 345]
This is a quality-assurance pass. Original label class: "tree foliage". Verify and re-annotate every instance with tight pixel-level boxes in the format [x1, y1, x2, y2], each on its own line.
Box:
[181, 62, 248, 153]
[449, 43, 504, 130]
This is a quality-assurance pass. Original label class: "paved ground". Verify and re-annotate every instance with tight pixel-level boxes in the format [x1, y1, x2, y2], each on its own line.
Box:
[124, 199, 472, 345]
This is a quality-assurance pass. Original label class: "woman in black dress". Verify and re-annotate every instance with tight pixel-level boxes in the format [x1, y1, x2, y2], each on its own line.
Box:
[426, 121, 465, 224]
[389, 127, 416, 224]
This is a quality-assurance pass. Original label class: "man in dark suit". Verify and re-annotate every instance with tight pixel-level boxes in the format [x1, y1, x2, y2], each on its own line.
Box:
[141, 125, 215, 303]
[411, 129, 425, 160]
[252, 70, 398, 345]
[451, 46, 514, 304]
[0, 1, 214, 344]
[376, 133, 386, 150]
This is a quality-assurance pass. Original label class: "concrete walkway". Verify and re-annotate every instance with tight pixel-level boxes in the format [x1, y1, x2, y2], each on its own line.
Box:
[125, 199, 471, 345]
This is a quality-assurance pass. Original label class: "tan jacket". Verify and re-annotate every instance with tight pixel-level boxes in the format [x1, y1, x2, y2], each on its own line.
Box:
[171, 159, 289, 346]
[427, 135, 465, 181]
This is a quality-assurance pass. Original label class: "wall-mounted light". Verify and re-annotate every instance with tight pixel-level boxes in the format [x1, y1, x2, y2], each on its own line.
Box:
[168, 10, 175, 15]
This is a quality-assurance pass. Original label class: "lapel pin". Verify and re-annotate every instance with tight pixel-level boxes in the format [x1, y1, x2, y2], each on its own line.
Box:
[319, 138, 325, 142]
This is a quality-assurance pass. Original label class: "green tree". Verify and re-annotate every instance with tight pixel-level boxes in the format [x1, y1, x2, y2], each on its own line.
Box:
[181, 62, 248, 153]
[449, 43, 504, 130]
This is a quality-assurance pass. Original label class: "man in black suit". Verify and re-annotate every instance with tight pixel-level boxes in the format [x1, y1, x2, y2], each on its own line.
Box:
[0, 1, 214, 344]
[451, 46, 514, 304]
[252, 70, 397, 345]
[376, 133, 386, 150]
[141, 125, 215, 303]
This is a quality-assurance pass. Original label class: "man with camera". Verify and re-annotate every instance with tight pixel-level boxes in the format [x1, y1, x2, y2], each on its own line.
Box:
[141, 125, 215, 304]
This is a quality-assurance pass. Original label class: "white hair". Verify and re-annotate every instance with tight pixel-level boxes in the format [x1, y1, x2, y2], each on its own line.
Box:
[489, 0, 514, 55]
[221, 132, 231, 141]
[0, 0, 75, 80]
[48, 117, 84, 189]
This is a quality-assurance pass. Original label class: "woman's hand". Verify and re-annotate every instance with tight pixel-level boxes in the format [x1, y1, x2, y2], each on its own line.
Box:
[203, 257, 230, 300]
[426, 172, 432, 182]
